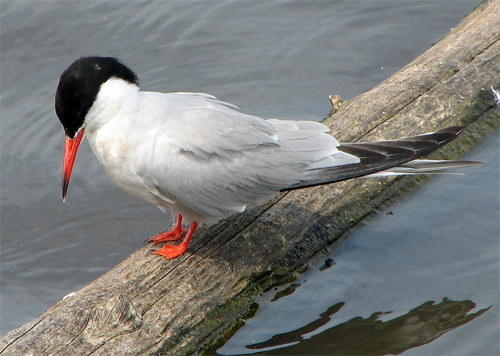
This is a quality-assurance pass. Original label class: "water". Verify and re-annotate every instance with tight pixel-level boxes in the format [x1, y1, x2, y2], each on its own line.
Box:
[1, 1, 495, 353]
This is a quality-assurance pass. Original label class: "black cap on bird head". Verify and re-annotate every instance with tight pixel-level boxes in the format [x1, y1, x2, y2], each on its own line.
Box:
[55, 56, 139, 138]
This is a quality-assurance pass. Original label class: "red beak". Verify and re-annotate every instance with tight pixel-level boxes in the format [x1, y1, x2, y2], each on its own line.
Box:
[62, 128, 85, 201]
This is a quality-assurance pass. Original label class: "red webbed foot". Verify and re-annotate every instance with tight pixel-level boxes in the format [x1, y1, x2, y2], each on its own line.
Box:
[154, 244, 188, 260]
[148, 214, 186, 244]
[154, 221, 198, 260]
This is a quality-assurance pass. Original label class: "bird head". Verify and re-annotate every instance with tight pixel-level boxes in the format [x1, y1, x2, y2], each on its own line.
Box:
[55, 56, 139, 201]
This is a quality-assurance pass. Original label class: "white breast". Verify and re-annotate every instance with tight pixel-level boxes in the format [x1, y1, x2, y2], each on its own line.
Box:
[83, 79, 172, 208]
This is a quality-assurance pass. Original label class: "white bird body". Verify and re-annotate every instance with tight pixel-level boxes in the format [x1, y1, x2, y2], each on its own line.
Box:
[55, 57, 475, 259]
[84, 78, 359, 224]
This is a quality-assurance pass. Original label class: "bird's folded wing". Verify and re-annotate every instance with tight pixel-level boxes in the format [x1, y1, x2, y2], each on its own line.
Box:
[134, 104, 356, 220]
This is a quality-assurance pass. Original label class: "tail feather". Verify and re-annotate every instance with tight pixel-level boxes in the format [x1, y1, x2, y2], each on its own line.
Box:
[368, 159, 482, 176]
[283, 126, 470, 191]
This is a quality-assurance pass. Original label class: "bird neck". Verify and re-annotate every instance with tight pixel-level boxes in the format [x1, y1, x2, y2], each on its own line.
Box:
[85, 77, 140, 135]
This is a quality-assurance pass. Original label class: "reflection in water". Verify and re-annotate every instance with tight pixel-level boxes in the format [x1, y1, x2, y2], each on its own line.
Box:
[245, 299, 490, 355]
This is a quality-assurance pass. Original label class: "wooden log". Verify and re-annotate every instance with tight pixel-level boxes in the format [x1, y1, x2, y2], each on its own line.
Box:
[1, 1, 499, 355]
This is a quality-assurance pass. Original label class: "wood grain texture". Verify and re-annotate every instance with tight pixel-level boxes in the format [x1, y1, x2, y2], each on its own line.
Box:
[1, 1, 499, 355]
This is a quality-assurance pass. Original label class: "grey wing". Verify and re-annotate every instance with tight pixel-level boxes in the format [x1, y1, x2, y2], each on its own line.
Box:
[139, 106, 358, 221]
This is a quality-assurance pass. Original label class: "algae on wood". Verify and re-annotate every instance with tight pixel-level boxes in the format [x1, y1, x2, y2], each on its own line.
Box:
[1, 1, 499, 355]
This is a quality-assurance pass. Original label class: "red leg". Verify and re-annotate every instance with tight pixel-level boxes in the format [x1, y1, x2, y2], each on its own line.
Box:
[148, 214, 186, 244]
[154, 221, 198, 260]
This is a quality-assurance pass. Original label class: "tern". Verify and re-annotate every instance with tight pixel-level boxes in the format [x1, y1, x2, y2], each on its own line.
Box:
[55, 56, 473, 259]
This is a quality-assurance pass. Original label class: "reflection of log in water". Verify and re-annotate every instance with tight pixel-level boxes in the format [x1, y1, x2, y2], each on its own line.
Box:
[246, 298, 491, 355]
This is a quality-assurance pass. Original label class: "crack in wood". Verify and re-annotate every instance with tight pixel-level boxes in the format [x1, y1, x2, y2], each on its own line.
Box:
[0, 318, 43, 354]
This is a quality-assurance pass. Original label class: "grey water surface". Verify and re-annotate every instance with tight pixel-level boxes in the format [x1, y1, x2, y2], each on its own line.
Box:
[1, 1, 497, 354]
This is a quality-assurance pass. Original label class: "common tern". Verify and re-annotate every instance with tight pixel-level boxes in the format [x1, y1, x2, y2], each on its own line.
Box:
[55, 56, 472, 259]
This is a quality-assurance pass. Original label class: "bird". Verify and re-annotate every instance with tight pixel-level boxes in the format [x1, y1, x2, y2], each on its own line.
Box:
[55, 56, 474, 260]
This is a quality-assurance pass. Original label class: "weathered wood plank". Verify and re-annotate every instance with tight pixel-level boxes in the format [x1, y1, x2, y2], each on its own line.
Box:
[1, 1, 499, 355]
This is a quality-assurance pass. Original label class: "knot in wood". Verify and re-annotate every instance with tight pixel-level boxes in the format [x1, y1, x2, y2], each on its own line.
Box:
[85, 294, 142, 342]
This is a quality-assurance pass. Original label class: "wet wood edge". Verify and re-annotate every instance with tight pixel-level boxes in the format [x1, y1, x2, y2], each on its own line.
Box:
[1, 1, 499, 355]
